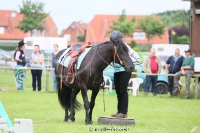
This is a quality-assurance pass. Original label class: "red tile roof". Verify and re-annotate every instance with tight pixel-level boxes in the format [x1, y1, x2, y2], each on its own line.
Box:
[60, 21, 87, 37]
[0, 10, 28, 40]
[86, 14, 169, 44]
[0, 10, 58, 40]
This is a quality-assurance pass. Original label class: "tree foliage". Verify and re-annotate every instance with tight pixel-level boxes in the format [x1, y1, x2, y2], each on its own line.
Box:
[77, 35, 85, 42]
[130, 40, 140, 51]
[137, 16, 165, 44]
[109, 10, 136, 37]
[16, 0, 47, 33]
[172, 34, 189, 44]
[171, 24, 189, 37]
[156, 10, 189, 29]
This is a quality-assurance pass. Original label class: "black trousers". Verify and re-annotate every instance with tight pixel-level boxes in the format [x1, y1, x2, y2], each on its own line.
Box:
[31, 70, 42, 91]
[114, 71, 131, 114]
[168, 74, 174, 96]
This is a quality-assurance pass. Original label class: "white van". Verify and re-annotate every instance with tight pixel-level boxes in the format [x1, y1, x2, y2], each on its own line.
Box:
[152, 44, 189, 66]
[24, 37, 68, 67]
[24, 37, 68, 58]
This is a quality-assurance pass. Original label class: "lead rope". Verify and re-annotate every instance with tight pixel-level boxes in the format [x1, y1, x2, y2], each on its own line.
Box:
[101, 77, 106, 112]
[103, 86, 105, 112]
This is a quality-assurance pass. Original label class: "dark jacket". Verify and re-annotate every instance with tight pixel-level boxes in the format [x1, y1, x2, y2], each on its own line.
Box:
[166, 55, 184, 74]
[17, 49, 26, 67]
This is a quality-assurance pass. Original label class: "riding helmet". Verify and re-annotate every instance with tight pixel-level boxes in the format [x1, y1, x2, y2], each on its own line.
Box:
[110, 30, 123, 42]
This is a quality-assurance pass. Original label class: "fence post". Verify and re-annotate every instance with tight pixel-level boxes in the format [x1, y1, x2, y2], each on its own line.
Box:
[195, 76, 199, 99]
[46, 69, 49, 92]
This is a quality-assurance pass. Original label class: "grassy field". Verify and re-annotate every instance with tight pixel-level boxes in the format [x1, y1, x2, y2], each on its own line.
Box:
[0, 71, 200, 133]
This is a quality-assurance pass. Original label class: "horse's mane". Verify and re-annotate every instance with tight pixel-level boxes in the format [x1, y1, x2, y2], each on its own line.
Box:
[100, 41, 128, 53]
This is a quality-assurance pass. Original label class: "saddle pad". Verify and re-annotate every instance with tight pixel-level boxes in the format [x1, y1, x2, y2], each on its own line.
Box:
[57, 47, 92, 69]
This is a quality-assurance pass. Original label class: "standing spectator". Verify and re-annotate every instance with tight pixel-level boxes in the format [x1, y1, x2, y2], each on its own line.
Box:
[13, 40, 26, 90]
[165, 48, 184, 96]
[173, 49, 195, 99]
[52, 44, 59, 91]
[110, 30, 141, 118]
[143, 48, 161, 96]
[31, 45, 44, 91]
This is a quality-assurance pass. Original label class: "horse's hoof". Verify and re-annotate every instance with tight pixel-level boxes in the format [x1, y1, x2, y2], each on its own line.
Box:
[64, 119, 68, 122]
[68, 119, 74, 122]
[85, 121, 92, 125]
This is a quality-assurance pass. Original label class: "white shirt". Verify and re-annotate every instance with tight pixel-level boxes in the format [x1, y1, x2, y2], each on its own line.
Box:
[15, 51, 20, 60]
[31, 53, 44, 68]
[124, 43, 140, 59]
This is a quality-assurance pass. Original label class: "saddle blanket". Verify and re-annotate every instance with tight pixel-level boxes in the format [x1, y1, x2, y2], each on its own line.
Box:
[57, 47, 92, 69]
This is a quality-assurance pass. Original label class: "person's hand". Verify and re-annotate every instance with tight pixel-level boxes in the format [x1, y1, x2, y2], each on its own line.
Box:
[136, 58, 141, 63]
[166, 70, 169, 74]
[181, 69, 186, 75]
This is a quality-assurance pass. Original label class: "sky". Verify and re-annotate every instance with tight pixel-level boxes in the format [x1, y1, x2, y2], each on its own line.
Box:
[0, 0, 191, 34]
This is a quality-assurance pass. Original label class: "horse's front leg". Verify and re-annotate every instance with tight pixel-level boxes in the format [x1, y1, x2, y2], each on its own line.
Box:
[64, 105, 69, 122]
[89, 87, 100, 123]
[68, 89, 80, 122]
[80, 84, 91, 124]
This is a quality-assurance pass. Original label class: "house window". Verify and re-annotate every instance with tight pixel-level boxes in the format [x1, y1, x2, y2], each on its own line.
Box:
[139, 32, 146, 39]
[11, 12, 16, 18]
[64, 34, 71, 41]
[133, 32, 146, 40]
[39, 30, 44, 36]
[133, 32, 139, 39]
[0, 27, 4, 34]
[158, 48, 164, 51]
[32, 29, 37, 37]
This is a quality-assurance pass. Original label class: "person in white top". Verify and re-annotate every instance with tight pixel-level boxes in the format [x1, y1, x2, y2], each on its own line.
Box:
[31, 45, 44, 91]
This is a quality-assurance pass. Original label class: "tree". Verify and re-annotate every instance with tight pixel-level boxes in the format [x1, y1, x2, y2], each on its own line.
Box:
[137, 16, 165, 44]
[156, 10, 190, 29]
[16, 0, 47, 34]
[172, 34, 189, 44]
[130, 40, 140, 51]
[77, 35, 85, 42]
[109, 10, 136, 37]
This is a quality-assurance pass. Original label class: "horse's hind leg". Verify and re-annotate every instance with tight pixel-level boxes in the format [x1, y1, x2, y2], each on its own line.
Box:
[80, 84, 91, 124]
[68, 89, 80, 122]
[89, 88, 100, 123]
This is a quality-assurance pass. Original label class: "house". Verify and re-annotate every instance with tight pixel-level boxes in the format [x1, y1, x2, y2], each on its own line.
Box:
[85, 15, 169, 45]
[0, 10, 58, 43]
[60, 21, 87, 46]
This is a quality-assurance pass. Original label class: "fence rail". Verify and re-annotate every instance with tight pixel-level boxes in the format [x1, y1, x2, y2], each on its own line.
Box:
[0, 66, 199, 98]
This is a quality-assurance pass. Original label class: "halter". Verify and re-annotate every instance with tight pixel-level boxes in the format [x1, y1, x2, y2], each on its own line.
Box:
[96, 42, 124, 68]
[113, 45, 124, 66]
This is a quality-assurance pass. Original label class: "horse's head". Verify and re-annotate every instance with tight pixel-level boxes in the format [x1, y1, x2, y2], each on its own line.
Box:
[112, 40, 135, 72]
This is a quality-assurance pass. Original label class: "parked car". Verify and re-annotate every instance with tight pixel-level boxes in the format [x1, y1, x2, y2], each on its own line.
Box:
[103, 59, 172, 94]
[0, 53, 16, 67]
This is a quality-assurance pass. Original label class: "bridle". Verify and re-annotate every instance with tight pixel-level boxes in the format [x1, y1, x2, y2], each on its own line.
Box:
[113, 45, 124, 67]
[96, 41, 124, 68]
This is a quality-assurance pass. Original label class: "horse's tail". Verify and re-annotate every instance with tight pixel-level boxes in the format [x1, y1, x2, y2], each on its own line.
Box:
[55, 49, 82, 111]
[57, 75, 82, 111]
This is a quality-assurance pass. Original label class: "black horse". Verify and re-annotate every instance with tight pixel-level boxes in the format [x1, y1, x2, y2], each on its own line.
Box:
[55, 40, 134, 124]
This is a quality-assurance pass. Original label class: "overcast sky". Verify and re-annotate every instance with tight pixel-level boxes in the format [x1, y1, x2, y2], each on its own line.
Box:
[0, 0, 191, 33]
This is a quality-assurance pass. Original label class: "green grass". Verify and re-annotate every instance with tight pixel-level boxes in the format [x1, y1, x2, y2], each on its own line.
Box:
[0, 71, 200, 133]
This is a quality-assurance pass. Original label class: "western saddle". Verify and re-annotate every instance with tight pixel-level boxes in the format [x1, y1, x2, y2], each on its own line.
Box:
[61, 43, 92, 85]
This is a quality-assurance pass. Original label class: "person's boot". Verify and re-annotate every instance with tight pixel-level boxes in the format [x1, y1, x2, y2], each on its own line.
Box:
[172, 86, 181, 95]
[111, 113, 119, 117]
[114, 113, 127, 118]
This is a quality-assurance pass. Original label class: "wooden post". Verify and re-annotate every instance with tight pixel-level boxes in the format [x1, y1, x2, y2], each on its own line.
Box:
[195, 76, 199, 99]
[46, 69, 49, 92]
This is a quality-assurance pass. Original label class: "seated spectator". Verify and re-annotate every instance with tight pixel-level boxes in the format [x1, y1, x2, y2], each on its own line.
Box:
[173, 49, 195, 99]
